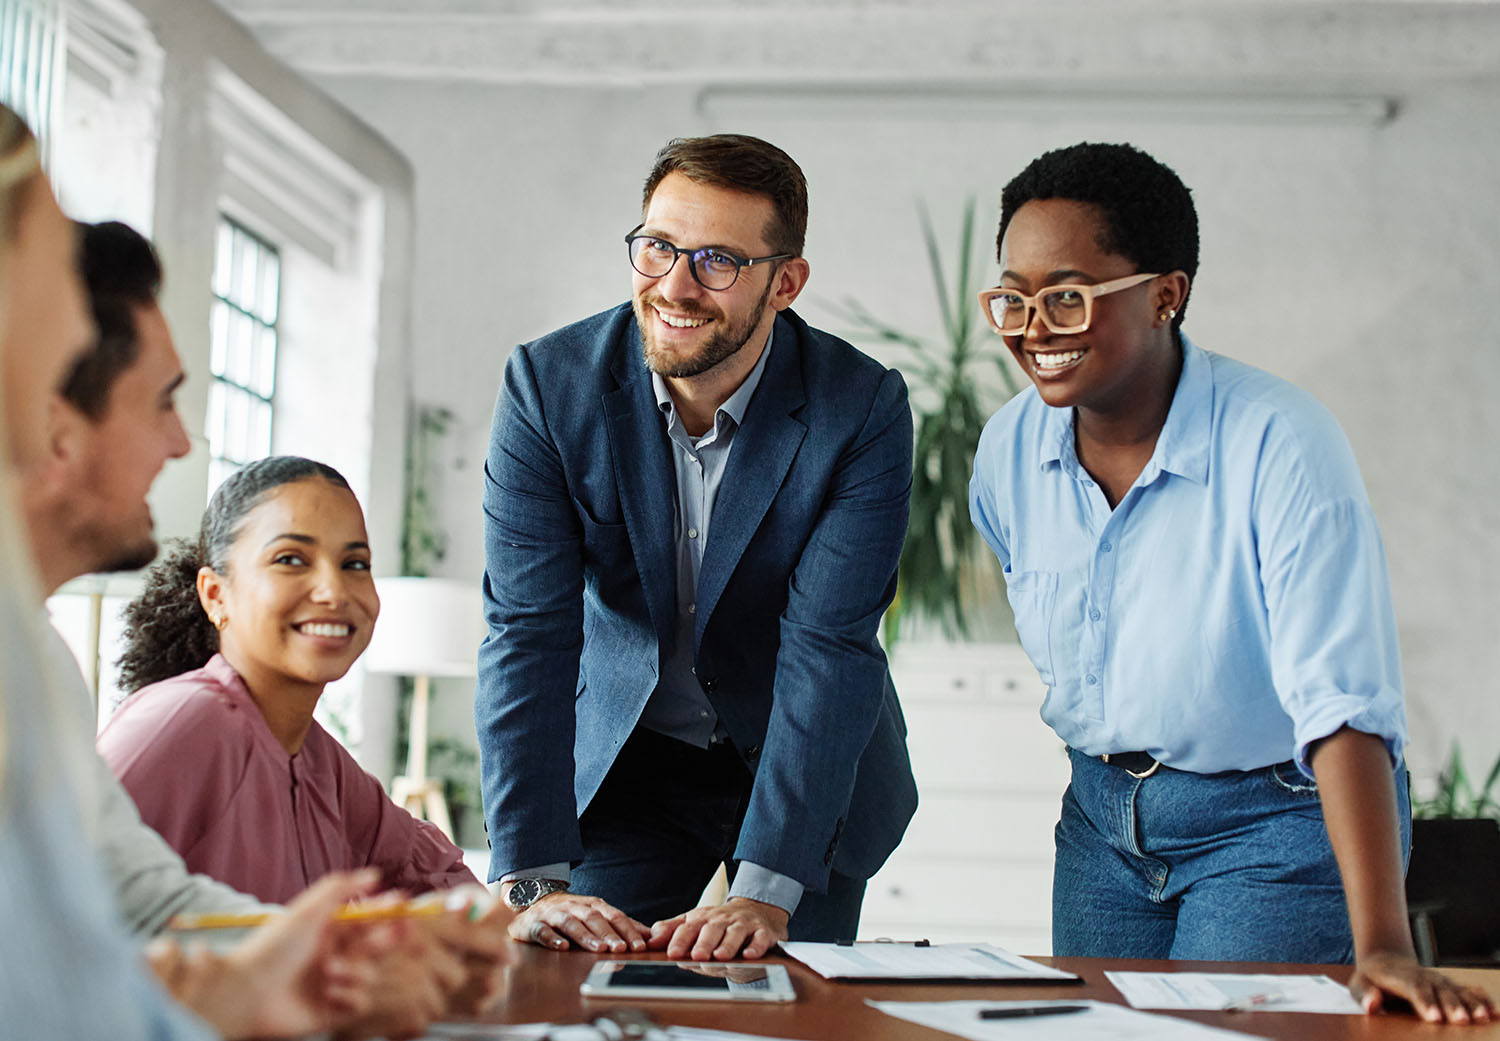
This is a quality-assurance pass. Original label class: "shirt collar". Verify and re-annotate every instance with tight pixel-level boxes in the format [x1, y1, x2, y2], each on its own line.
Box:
[652, 323, 774, 431]
[1151, 334, 1211, 484]
[1036, 334, 1212, 486]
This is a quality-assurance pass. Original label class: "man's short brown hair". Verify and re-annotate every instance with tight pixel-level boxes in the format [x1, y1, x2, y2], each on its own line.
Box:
[642, 134, 808, 257]
[62, 221, 162, 420]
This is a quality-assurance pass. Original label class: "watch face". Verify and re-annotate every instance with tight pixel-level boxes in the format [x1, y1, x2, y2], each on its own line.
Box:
[507, 879, 541, 909]
[508, 878, 566, 909]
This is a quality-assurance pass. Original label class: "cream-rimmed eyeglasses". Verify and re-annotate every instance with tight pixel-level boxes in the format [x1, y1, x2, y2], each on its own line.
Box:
[978, 272, 1159, 336]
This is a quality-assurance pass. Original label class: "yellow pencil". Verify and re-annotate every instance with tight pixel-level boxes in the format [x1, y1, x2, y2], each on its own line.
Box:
[168, 901, 447, 931]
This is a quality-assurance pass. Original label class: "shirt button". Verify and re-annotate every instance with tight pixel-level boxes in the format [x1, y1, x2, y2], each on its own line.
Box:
[699, 710, 710, 718]
[1089, 608, 1101, 621]
[1085, 674, 1097, 685]
[688, 528, 699, 539]
[1101, 541, 1113, 553]
[688, 603, 696, 614]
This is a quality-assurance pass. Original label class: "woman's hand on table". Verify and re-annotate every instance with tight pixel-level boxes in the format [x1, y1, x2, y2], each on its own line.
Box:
[421, 887, 517, 1017]
[1351, 949, 1496, 1024]
[149, 869, 390, 1040]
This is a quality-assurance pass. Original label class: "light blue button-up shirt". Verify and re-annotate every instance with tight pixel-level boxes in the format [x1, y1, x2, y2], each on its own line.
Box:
[969, 337, 1407, 777]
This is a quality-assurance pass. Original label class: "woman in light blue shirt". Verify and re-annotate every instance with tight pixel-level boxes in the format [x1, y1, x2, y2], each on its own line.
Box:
[968, 142, 1490, 1023]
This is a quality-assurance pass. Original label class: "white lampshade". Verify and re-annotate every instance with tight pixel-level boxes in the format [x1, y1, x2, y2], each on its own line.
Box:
[363, 576, 483, 678]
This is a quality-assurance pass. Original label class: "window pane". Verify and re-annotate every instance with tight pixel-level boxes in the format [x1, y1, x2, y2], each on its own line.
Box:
[254, 325, 277, 399]
[209, 300, 229, 378]
[233, 230, 258, 310]
[230, 310, 255, 389]
[225, 386, 248, 463]
[257, 250, 280, 325]
[206, 381, 226, 459]
[213, 221, 235, 300]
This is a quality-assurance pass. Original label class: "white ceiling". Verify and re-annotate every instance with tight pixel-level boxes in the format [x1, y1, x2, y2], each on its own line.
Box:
[211, 0, 1500, 89]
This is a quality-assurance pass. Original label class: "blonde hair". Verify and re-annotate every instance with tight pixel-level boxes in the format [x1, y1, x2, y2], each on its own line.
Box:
[0, 103, 50, 808]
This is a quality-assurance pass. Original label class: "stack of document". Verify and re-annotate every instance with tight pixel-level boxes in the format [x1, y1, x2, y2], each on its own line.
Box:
[781, 941, 1078, 982]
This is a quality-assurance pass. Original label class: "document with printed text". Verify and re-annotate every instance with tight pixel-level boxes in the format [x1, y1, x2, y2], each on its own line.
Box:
[868, 999, 1267, 1041]
[782, 941, 1079, 982]
[1104, 971, 1362, 1014]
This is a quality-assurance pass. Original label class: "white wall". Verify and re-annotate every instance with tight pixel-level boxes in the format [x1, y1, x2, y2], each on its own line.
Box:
[300, 56, 1500, 790]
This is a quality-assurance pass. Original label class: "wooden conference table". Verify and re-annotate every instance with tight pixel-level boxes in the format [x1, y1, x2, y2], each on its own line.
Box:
[471, 946, 1500, 1040]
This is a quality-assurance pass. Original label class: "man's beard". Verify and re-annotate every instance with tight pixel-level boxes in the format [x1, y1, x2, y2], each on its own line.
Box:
[635, 275, 775, 379]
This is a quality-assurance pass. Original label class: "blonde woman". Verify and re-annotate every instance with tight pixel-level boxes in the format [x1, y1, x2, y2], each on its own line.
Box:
[0, 102, 387, 1040]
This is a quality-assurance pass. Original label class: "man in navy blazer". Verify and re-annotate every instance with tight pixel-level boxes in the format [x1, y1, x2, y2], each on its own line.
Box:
[477, 135, 916, 961]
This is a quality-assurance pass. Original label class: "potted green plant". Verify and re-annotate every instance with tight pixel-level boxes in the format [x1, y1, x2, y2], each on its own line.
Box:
[1406, 745, 1500, 965]
[833, 198, 1021, 645]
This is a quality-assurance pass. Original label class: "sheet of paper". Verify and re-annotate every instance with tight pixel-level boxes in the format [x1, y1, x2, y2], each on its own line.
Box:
[422, 1025, 554, 1040]
[423, 1024, 809, 1041]
[781, 941, 1077, 981]
[1104, 972, 1362, 1014]
[868, 999, 1267, 1041]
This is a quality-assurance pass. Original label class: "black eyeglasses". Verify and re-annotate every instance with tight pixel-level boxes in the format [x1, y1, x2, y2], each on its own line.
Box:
[625, 225, 794, 291]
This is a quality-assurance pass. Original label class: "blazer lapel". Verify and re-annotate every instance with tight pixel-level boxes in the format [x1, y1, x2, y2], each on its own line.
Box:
[603, 337, 677, 650]
[695, 315, 808, 636]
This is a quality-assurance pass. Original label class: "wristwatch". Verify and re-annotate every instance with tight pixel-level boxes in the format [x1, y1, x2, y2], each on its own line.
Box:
[505, 877, 570, 910]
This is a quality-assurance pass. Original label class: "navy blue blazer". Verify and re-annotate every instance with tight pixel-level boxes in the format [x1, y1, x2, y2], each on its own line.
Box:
[476, 304, 917, 892]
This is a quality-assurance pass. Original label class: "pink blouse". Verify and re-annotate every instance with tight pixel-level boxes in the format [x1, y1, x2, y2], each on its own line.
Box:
[98, 654, 478, 904]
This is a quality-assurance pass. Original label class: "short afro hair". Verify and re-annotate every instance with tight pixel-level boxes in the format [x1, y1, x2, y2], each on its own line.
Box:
[997, 142, 1198, 329]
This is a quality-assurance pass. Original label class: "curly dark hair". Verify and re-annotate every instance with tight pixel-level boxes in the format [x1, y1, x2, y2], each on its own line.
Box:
[115, 456, 352, 695]
[996, 142, 1199, 330]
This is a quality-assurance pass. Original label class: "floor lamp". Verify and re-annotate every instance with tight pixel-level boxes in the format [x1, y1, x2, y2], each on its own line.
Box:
[364, 577, 483, 841]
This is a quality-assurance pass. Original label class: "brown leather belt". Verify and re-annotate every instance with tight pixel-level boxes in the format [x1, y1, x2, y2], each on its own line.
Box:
[1100, 751, 1162, 778]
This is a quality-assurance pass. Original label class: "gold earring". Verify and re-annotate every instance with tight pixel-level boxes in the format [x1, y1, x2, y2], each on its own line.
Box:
[212, 615, 227, 631]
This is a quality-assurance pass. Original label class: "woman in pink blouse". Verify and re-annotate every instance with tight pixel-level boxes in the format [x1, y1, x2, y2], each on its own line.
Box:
[99, 456, 480, 904]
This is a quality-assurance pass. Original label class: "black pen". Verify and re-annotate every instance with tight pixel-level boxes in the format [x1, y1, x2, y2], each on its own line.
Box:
[978, 1004, 1090, 1020]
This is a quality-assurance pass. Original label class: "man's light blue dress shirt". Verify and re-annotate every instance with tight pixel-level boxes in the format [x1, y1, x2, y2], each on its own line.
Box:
[969, 337, 1407, 777]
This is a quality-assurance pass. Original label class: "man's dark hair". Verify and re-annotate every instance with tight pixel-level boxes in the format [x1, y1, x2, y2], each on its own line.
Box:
[997, 142, 1199, 329]
[642, 134, 808, 257]
[61, 220, 163, 418]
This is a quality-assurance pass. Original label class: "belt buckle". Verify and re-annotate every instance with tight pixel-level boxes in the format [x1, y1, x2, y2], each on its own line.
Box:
[1102, 752, 1162, 779]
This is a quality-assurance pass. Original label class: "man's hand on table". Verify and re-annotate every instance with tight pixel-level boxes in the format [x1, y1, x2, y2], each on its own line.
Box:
[506, 887, 651, 954]
[648, 897, 789, 961]
[1350, 949, 1496, 1024]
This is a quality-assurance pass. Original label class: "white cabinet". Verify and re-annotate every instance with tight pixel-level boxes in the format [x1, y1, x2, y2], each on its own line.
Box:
[858, 642, 1068, 954]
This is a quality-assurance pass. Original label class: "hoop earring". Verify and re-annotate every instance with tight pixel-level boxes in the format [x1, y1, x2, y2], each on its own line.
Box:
[212, 614, 227, 631]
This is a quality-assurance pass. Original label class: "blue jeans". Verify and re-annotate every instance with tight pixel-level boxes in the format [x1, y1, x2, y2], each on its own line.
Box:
[571, 727, 866, 942]
[1052, 748, 1411, 963]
